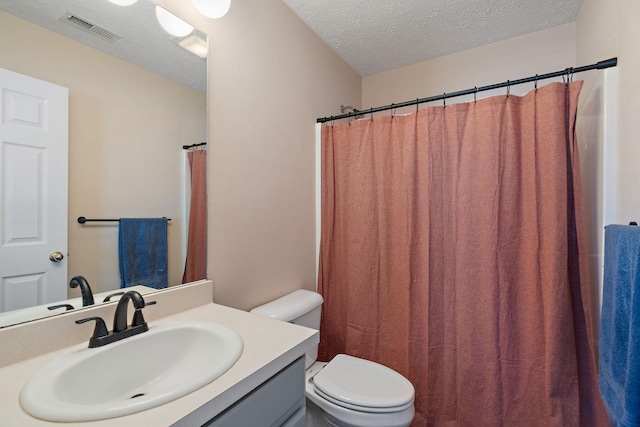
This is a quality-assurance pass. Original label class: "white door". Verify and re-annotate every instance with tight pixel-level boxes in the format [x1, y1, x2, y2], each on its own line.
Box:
[0, 68, 69, 312]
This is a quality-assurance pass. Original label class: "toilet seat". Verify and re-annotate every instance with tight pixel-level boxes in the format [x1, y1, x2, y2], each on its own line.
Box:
[313, 386, 414, 413]
[312, 354, 414, 413]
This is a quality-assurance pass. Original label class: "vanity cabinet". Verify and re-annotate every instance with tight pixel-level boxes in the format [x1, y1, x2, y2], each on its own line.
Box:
[203, 357, 306, 427]
[0, 287, 318, 427]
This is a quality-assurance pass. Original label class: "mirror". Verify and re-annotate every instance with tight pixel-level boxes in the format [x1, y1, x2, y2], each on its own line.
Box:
[0, 0, 207, 327]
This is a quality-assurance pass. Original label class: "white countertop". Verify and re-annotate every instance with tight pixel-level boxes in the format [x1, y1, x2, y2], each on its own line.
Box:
[0, 302, 318, 426]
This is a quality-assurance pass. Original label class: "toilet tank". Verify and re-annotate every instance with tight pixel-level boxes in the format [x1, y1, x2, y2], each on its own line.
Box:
[250, 289, 323, 368]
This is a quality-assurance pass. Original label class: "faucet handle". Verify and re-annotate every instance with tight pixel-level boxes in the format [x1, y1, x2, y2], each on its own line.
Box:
[47, 303, 75, 311]
[103, 291, 125, 302]
[75, 317, 109, 347]
[132, 300, 156, 327]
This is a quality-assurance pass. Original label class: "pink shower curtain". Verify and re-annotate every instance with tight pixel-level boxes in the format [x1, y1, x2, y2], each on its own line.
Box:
[182, 149, 207, 283]
[318, 81, 609, 426]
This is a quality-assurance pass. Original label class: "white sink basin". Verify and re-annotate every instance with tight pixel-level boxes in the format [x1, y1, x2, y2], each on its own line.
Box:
[20, 321, 243, 422]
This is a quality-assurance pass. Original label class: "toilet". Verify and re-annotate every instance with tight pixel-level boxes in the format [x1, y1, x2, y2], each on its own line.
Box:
[250, 289, 415, 427]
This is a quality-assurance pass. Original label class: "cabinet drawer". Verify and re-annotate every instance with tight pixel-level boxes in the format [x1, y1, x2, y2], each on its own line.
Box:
[207, 357, 305, 427]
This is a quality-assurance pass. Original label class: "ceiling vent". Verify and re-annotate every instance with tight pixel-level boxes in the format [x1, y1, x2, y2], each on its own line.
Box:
[58, 12, 122, 43]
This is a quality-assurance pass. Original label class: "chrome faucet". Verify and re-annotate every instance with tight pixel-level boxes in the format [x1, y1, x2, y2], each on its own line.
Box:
[75, 290, 156, 348]
[69, 276, 94, 307]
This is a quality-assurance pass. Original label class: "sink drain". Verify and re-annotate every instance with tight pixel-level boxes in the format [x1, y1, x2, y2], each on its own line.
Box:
[130, 393, 145, 399]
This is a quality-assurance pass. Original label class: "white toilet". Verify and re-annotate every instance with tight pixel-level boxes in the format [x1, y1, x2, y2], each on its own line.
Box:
[250, 289, 415, 427]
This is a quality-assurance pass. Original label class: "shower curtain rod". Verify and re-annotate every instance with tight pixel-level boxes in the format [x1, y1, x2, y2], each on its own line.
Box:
[317, 57, 618, 123]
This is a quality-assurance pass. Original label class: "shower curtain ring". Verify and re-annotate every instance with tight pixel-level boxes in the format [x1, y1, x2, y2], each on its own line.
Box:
[506, 80, 510, 97]
[416, 99, 419, 112]
[474, 87, 478, 103]
[443, 93, 446, 108]
[391, 103, 395, 118]
[370, 108, 373, 121]
[563, 68, 570, 85]
[535, 74, 539, 92]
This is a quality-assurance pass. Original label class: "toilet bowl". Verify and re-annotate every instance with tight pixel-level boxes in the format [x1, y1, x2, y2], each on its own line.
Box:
[305, 357, 415, 427]
[250, 290, 415, 427]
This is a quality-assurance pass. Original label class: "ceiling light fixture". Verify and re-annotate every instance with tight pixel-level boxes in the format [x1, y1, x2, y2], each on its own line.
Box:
[107, 0, 138, 6]
[178, 35, 208, 59]
[192, 0, 231, 19]
[155, 6, 194, 37]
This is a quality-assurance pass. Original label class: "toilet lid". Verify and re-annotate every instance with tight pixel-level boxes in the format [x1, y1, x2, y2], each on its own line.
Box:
[312, 354, 414, 410]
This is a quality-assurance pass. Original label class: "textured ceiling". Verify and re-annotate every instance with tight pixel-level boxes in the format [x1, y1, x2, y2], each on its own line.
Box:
[1, 0, 584, 86]
[283, 0, 584, 76]
[0, 0, 206, 92]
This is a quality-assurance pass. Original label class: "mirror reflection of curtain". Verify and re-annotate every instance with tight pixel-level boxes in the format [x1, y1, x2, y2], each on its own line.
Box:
[318, 81, 609, 426]
[183, 149, 207, 283]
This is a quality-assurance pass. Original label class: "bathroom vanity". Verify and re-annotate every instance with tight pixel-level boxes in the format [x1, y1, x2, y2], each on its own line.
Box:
[0, 281, 317, 426]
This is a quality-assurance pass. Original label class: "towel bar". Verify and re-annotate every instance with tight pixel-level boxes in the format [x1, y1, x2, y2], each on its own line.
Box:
[77, 217, 171, 224]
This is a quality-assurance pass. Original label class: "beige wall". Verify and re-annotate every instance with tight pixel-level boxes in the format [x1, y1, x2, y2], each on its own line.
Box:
[362, 23, 576, 110]
[154, 0, 362, 310]
[0, 11, 206, 295]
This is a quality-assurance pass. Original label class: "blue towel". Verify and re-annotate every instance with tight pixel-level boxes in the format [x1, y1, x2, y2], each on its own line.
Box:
[118, 218, 168, 289]
[599, 224, 640, 426]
